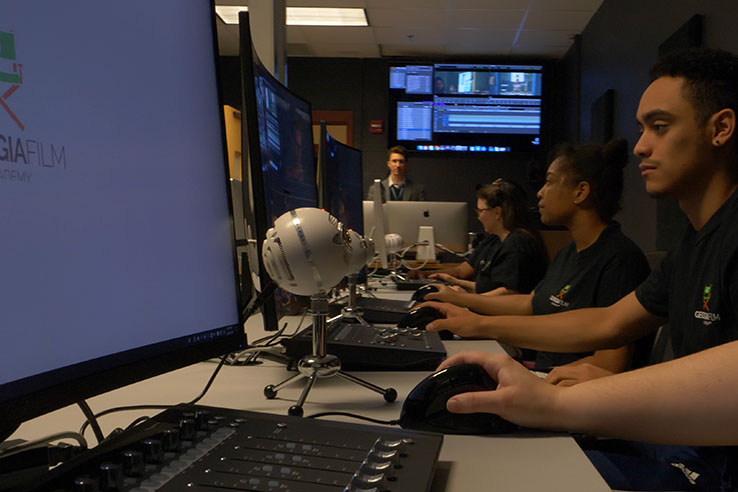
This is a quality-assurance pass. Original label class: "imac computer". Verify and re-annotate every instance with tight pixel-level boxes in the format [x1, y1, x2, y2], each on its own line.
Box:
[0, 0, 245, 440]
[385, 201, 469, 253]
[239, 12, 319, 331]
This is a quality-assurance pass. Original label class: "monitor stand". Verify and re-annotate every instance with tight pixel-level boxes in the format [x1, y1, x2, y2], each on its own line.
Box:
[263, 294, 397, 416]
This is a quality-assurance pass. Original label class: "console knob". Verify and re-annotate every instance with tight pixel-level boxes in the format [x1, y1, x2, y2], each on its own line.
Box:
[375, 438, 407, 455]
[161, 428, 181, 452]
[142, 438, 163, 463]
[194, 410, 211, 430]
[179, 418, 196, 441]
[349, 472, 388, 490]
[366, 448, 400, 467]
[99, 462, 122, 490]
[72, 477, 99, 492]
[121, 450, 144, 476]
[360, 459, 396, 479]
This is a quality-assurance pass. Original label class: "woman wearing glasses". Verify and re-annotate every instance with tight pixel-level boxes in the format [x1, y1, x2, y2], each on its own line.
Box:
[411, 179, 548, 296]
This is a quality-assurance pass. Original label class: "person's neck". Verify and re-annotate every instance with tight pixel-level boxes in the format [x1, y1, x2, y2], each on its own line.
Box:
[679, 171, 738, 231]
[567, 213, 608, 252]
[389, 175, 406, 186]
[494, 228, 510, 242]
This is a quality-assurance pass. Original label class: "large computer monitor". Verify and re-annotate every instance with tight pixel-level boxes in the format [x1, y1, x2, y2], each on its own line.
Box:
[0, 0, 245, 439]
[317, 123, 364, 235]
[364, 201, 469, 253]
[239, 12, 319, 330]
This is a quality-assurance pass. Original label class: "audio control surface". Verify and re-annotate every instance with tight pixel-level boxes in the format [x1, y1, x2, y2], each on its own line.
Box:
[10, 405, 443, 492]
[283, 323, 447, 371]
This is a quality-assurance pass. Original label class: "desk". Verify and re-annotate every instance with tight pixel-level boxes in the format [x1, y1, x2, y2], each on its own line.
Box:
[9, 312, 610, 491]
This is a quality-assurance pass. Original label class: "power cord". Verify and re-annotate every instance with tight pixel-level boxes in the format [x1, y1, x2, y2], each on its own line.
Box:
[305, 411, 400, 426]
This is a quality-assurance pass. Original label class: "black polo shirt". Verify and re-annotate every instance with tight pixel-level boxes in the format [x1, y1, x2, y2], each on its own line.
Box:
[468, 231, 547, 294]
[636, 188, 738, 358]
[531, 222, 650, 367]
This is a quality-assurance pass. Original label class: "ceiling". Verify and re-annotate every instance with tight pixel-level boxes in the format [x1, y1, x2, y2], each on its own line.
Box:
[215, 0, 604, 59]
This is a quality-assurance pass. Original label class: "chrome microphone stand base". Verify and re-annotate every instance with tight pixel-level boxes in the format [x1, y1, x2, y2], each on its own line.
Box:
[263, 293, 397, 417]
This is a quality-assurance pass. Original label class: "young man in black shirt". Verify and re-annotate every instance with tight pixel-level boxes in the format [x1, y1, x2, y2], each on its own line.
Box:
[424, 48, 738, 491]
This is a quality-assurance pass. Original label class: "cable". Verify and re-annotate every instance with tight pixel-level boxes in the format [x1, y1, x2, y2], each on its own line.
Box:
[305, 411, 400, 426]
[0, 431, 88, 460]
[77, 400, 105, 445]
[79, 353, 230, 439]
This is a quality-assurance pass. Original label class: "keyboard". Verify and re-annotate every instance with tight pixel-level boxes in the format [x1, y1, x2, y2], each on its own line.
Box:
[15, 404, 443, 492]
[282, 322, 447, 371]
[329, 297, 412, 324]
[394, 278, 437, 291]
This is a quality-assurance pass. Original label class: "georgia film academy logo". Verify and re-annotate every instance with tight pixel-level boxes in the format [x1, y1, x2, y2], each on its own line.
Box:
[548, 284, 571, 308]
[694, 284, 721, 325]
[0, 30, 24, 131]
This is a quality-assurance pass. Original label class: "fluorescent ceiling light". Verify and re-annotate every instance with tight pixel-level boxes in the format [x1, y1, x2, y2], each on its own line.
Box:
[215, 6, 247, 25]
[215, 6, 368, 27]
[287, 7, 368, 26]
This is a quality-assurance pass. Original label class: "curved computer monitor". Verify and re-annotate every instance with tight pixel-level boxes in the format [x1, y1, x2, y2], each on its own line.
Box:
[239, 12, 319, 330]
[364, 201, 469, 253]
[317, 123, 364, 235]
[0, 0, 244, 439]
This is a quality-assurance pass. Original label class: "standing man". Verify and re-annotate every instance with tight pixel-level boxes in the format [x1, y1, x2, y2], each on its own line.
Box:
[367, 145, 426, 201]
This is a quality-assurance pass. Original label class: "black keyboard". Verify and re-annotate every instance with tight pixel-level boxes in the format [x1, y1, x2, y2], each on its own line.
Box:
[12, 404, 443, 492]
[329, 297, 412, 324]
[282, 322, 447, 371]
[394, 278, 436, 291]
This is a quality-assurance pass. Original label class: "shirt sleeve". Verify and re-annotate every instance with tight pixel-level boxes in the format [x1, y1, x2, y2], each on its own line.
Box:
[484, 235, 544, 293]
[635, 250, 672, 317]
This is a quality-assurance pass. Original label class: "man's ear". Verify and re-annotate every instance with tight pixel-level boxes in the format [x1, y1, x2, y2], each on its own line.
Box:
[573, 181, 591, 205]
[711, 108, 736, 146]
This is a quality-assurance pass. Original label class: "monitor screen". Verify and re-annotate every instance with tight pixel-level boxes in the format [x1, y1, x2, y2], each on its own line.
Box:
[318, 125, 364, 235]
[0, 0, 244, 438]
[388, 62, 546, 153]
[240, 12, 318, 330]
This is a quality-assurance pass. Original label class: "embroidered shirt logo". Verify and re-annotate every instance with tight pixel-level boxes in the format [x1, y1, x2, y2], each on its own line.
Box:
[0, 31, 24, 131]
[694, 284, 721, 326]
[548, 284, 571, 308]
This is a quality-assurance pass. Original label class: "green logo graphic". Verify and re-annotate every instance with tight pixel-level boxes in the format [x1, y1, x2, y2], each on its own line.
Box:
[0, 30, 24, 130]
[703, 284, 712, 311]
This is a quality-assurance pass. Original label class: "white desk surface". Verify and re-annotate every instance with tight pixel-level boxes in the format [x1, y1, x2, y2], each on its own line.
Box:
[9, 295, 610, 492]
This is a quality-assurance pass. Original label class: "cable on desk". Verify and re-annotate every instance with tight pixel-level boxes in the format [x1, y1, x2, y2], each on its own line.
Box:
[78, 353, 230, 439]
[77, 400, 105, 445]
[0, 431, 88, 460]
[305, 411, 400, 426]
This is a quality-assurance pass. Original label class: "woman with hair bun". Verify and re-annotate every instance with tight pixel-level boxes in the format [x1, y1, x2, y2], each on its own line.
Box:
[423, 139, 651, 384]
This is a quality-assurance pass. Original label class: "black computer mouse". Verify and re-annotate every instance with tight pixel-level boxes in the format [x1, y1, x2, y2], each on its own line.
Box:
[397, 306, 454, 340]
[399, 363, 517, 435]
[411, 283, 440, 302]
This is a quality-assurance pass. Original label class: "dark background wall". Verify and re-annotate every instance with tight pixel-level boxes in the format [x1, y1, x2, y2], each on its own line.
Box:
[219, 0, 738, 245]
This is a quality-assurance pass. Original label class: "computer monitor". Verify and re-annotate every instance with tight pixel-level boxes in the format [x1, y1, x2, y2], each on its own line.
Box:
[0, 0, 245, 440]
[364, 201, 469, 253]
[367, 181, 390, 268]
[239, 12, 319, 330]
[317, 123, 364, 235]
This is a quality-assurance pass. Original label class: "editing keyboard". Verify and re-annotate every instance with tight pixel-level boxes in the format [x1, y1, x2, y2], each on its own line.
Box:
[329, 297, 412, 324]
[12, 404, 443, 492]
[282, 322, 447, 371]
[394, 278, 436, 291]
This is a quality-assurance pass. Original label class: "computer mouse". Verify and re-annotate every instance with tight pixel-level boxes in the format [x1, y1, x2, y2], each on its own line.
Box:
[411, 283, 440, 302]
[399, 363, 517, 435]
[397, 306, 443, 330]
[397, 306, 454, 340]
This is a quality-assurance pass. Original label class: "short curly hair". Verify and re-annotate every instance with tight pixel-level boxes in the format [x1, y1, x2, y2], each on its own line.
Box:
[650, 48, 738, 126]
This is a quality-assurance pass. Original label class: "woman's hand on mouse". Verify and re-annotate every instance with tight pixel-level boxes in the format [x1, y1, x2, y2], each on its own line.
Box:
[423, 284, 466, 304]
[437, 351, 565, 431]
[418, 301, 488, 338]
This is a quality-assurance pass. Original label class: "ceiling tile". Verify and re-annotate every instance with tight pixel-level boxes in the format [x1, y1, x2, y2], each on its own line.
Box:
[368, 8, 447, 29]
[286, 0, 366, 6]
[515, 29, 576, 46]
[286, 26, 309, 43]
[449, 0, 529, 8]
[530, 0, 603, 10]
[380, 44, 448, 56]
[447, 28, 517, 47]
[366, 0, 448, 8]
[300, 26, 376, 44]
[447, 10, 526, 29]
[307, 43, 382, 58]
[373, 27, 444, 46]
[524, 9, 595, 30]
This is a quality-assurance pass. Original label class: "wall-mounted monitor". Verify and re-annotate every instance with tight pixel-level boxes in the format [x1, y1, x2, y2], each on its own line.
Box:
[388, 62, 547, 153]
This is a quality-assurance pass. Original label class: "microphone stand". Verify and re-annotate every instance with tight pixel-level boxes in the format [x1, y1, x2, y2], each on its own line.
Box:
[263, 293, 397, 417]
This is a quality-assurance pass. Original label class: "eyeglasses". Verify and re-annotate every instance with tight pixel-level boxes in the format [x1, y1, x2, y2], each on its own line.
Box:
[475, 207, 492, 215]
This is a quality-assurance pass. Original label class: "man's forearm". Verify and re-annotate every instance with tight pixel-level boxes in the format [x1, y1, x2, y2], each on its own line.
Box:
[557, 340, 738, 445]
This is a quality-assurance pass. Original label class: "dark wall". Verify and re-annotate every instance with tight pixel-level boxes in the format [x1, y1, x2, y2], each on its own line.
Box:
[569, 0, 738, 251]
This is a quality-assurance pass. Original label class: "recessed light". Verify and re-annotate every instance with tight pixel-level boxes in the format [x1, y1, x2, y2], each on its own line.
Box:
[215, 6, 368, 27]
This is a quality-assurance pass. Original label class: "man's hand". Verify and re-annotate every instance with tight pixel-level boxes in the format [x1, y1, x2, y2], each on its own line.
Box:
[436, 351, 564, 430]
[405, 269, 427, 280]
[428, 272, 457, 284]
[544, 363, 615, 387]
[419, 301, 488, 338]
[423, 284, 467, 304]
